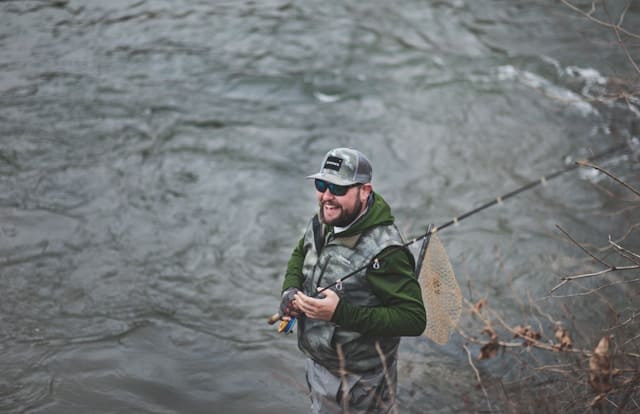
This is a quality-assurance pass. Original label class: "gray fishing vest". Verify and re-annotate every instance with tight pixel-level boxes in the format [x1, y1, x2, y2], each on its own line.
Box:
[297, 216, 406, 374]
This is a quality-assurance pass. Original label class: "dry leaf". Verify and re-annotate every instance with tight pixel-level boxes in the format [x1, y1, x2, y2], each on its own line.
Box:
[481, 325, 497, 339]
[473, 299, 487, 313]
[478, 338, 500, 360]
[554, 326, 573, 351]
[589, 393, 607, 409]
[478, 326, 500, 360]
[589, 336, 613, 393]
[513, 325, 541, 346]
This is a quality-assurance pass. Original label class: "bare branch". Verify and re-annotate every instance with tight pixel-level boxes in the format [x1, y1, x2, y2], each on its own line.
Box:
[607, 309, 640, 331]
[528, 292, 563, 325]
[457, 327, 536, 350]
[462, 343, 494, 412]
[609, 237, 640, 266]
[576, 160, 640, 198]
[549, 265, 639, 294]
[375, 341, 399, 414]
[622, 332, 640, 347]
[556, 224, 612, 268]
[489, 308, 589, 355]
[560, 0, 640, 40]
[533, 363, 577, 375]
[547, 277, 640, 298]
[604, 0, 640, 75]
[336, 343, 350, 414]
[550, 221, 640, 293]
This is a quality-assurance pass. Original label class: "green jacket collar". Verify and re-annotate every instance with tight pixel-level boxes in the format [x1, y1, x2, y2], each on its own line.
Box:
[327, 191, 395, 239]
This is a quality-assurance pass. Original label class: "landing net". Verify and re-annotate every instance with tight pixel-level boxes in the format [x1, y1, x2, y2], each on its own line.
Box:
[419, 231, 462, 345]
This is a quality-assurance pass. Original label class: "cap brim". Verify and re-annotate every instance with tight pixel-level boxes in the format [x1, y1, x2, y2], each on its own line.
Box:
[306, 172, 356, 186]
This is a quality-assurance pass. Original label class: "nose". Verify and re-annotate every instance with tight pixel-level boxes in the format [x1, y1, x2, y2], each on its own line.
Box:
[319, 189, 335, 202]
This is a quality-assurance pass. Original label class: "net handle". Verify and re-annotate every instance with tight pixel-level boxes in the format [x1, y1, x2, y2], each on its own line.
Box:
[415, 224, 434, 275]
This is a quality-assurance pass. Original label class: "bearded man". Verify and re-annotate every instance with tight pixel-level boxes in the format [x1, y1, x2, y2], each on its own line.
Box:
[277, 147, 426, 413]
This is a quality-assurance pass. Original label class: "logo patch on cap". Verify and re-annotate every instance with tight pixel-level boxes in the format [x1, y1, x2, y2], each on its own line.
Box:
[323, 156, 343, 171]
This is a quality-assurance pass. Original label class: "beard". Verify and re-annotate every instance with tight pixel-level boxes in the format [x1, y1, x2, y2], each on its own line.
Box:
[319, 195, 363, 227]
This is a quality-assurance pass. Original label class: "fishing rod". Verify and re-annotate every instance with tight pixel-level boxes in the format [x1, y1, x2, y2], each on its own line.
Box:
[268, 142, 628, 326]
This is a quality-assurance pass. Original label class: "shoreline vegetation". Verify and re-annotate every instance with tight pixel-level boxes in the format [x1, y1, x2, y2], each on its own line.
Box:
[455, 158, 640, 412]
[328, 2, 640, 411]
[330, 155, 639, 414]
[453, 3, 640, 410]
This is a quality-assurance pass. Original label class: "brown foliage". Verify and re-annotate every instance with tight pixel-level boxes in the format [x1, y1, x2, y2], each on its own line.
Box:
[512, 325, 541, 346]
[589, 336, 613, 394]
[553, 326, 573, 351]
[473, 298, 487, 314]
[478, 326, 500, 360]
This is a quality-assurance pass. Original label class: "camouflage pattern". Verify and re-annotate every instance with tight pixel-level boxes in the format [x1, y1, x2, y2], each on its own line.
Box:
[297, 221, 405, 374]
[305, 357, 398, 413]
[306, 147, 373, 186]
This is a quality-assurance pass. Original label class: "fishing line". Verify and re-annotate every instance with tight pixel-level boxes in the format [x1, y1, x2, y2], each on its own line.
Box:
[268, 142, 628, 327]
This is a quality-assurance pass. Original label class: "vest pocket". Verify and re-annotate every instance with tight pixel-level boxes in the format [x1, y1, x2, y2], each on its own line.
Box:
[300, 318, 337, 357]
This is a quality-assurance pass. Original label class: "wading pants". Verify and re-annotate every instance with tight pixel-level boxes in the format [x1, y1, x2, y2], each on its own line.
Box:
[304, 358, 398, 414]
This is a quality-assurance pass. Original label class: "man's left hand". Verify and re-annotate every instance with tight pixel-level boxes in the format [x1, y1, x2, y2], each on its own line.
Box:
[294, 289, 340, 321]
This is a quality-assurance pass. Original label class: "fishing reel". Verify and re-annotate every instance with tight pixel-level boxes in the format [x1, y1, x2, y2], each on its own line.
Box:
[268, 312, 297, 334]
[277, 317, 296, 334]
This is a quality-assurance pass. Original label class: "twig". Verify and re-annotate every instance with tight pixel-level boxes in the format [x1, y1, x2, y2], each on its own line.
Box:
[549, 266, 638, 294]
[533, 363, 576, 374]
[550, 224, 640, 293]
[546, 277, 640, 298]
[488, 308, 591, 355]
[457, 327, 534, 350]
[603, 0, 640, 76]
[375, 341, 398, 414]
[609, 237, 640, 266]
[578, 222, 640, 254]
[336, 343, 350, 414]
[463, 343, 493, 413]
[622, 332, 640, 347]
[560, 0, 640, 40]
[576, 160, 640, 198]
[462, 300, 589, 354]
[528, 294, 563, 325]
[556, 224, 612, 268]
[608, 309, 640, 331]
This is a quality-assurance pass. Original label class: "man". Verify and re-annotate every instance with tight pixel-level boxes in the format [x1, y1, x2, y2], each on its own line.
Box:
[278, 147, 426, 413]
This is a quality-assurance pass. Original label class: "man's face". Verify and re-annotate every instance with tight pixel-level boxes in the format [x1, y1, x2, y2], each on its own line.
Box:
[316, 182, 371, 227]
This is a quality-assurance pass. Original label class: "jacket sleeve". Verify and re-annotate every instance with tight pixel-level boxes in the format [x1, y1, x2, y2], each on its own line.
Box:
[281, 237, 306, 293]
[331, 246, 426, 336]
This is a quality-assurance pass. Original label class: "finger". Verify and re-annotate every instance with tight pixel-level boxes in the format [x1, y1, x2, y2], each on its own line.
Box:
[294, 292, 311, 308]
[295, 291, 312, 300]
[320, 288, 337, 299]
[295, 296, 311, 313]
[296, 296, 317, 315]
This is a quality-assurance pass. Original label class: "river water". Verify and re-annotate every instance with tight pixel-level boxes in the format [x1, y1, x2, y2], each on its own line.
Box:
[1, 1, 639, 413]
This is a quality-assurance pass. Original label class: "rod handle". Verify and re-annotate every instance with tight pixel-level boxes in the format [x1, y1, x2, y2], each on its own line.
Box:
[267, 313, 281, 325]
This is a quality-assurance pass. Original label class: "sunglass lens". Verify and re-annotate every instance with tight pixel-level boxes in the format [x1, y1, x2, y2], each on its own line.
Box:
[330, 184, 347, 196]
[314, 179, 328, 192]
[315, 179, 351, 196]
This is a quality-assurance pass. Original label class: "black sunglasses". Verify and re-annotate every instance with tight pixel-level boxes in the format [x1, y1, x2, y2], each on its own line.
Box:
[314, 179, 360, 196]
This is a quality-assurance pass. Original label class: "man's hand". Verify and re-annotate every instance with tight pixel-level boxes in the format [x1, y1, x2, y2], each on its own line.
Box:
[279, 288, 300, 318]
[294, 288, 340, 321]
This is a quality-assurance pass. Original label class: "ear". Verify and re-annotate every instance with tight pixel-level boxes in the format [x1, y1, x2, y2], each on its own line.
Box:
[360, 183, 372, 202]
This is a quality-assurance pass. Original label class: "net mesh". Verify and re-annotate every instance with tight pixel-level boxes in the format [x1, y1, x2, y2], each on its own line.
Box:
[419, 231, 462, 345]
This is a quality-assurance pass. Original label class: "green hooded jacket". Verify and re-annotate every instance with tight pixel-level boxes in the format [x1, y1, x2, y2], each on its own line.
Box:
[281, 192, 426, 337]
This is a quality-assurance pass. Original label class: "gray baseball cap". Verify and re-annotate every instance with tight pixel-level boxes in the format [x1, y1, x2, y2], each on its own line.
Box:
[306, 148, 372, 186]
